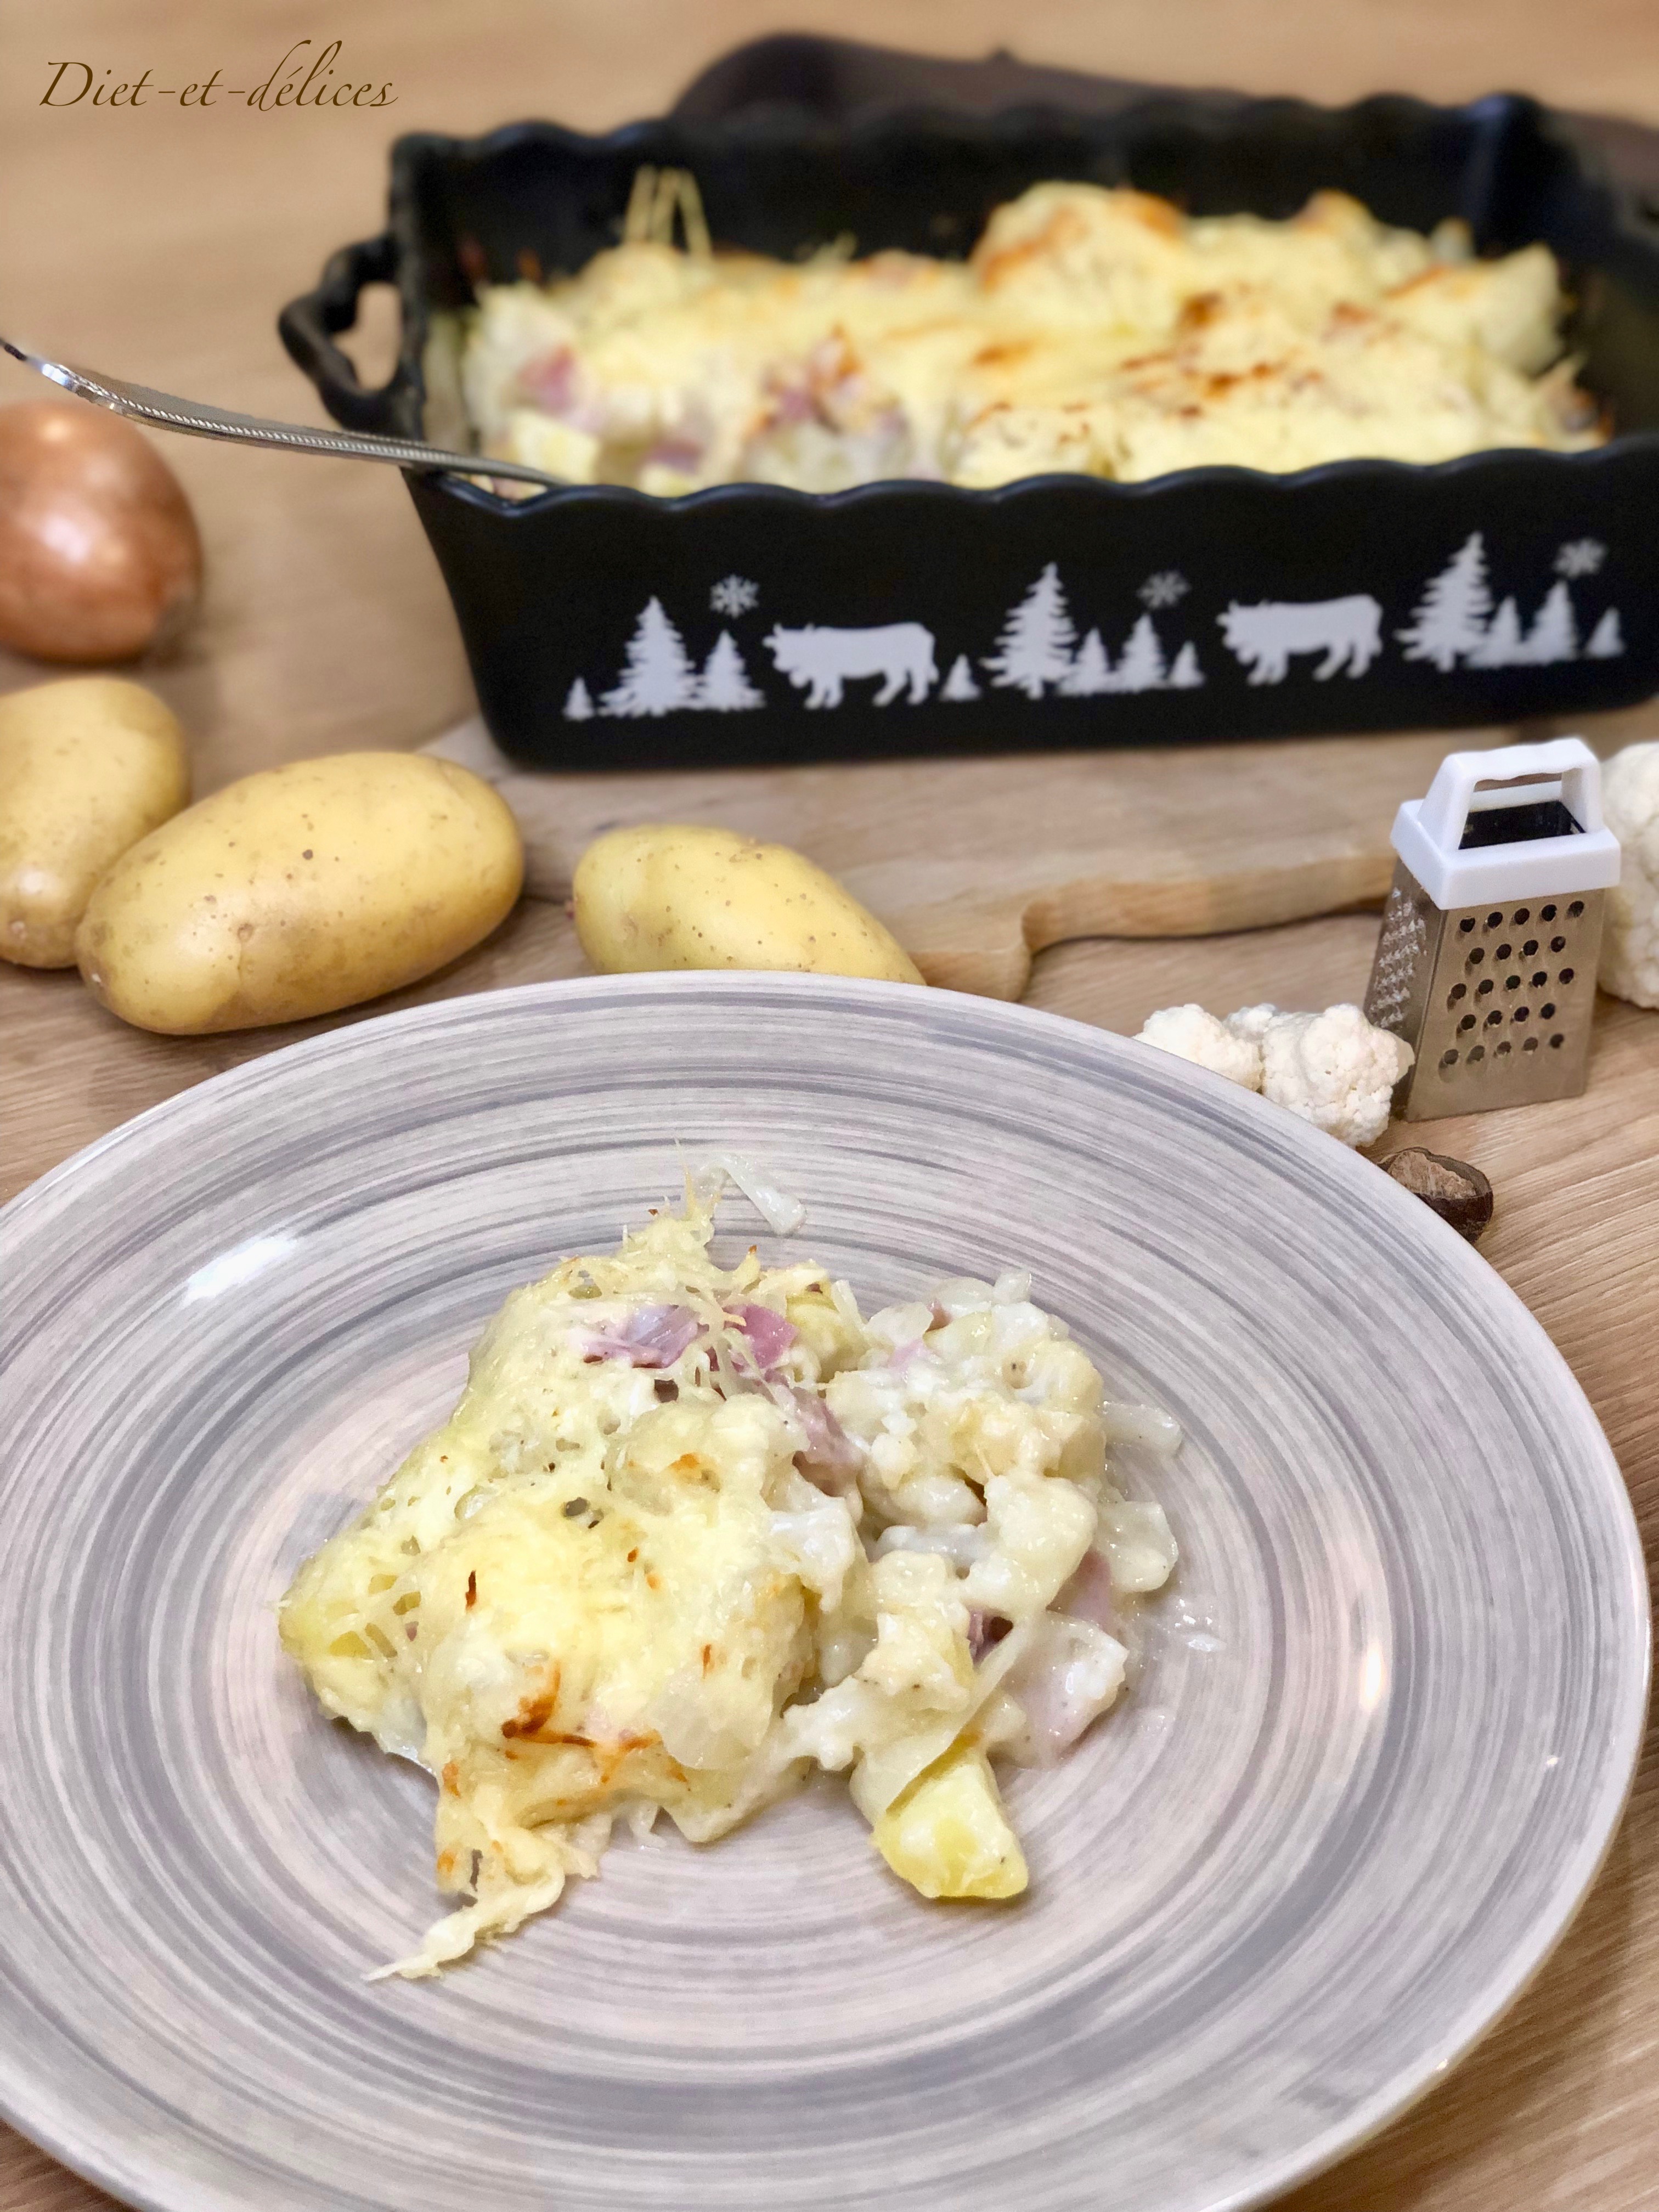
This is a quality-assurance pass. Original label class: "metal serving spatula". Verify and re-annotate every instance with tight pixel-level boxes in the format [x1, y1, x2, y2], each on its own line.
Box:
[0, 335, 568, 490]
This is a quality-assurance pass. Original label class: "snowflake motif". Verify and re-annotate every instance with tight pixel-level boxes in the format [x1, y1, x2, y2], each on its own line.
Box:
[1554, 538, 1606, 580]
[1138, 570, 1190, 610]
[710, 574, 759, 617]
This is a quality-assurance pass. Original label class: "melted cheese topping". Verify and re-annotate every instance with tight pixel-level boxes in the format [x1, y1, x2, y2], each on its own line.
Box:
[461, 183, 1600, 494]
[280, 1191, 1178, 1974]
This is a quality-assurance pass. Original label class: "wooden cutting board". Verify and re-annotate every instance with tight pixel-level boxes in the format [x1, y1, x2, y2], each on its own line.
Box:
[425, 716, 1598, 1000]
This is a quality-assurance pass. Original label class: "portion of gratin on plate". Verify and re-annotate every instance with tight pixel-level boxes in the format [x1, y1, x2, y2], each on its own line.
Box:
[280, 1180, 1179, 1976]
[460, 176, 1601, 496]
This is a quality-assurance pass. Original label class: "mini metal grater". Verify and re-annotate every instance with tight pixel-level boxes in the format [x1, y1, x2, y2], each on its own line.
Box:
[1364, 737, 1621, 1119]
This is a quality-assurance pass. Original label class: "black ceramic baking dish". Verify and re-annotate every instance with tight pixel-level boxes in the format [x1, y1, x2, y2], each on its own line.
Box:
[280, 35, 1659, 768]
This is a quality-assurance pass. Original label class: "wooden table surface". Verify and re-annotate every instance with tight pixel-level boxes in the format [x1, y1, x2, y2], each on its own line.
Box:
[2, 4, 1656, 2208]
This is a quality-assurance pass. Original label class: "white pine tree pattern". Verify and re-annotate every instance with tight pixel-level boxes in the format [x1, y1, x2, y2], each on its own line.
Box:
[1398, 533, 1494, 671]
[696, 630, 765, 711]
[1468, 596, 1525, 668]
[983, 563, 1079, 698]
[941, 654, 981, 701]
[1585, 607, 1625, 659]
[1114, 613, 1168, 693]
[1166, 641, 1205, 689]
[563, 676, 595, 721]
[1060, 628, 1114, 696]
[601, 599, 700, 717]
[1523, 580, 1578, 665]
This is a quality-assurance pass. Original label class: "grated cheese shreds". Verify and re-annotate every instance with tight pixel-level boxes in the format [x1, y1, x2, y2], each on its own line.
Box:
[698, 1150, 806, 1235]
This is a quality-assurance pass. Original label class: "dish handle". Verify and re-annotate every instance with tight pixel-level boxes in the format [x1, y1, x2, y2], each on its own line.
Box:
[278, 233, 414, 433]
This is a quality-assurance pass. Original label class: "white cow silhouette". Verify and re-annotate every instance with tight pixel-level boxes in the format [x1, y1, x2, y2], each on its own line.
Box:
[765, 622, 938, 708]
[1218, 595, 1384, 684]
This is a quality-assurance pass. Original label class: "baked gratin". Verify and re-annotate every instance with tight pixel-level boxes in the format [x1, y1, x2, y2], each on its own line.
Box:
[460, 173, 1601, 494]
[280, 1186, 1179, 1975]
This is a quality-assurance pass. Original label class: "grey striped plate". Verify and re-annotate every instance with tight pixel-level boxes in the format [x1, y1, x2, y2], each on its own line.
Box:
[0, 974, 1646, 2212]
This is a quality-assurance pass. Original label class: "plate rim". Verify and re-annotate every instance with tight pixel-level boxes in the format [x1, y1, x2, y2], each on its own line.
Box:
[0, 971, 1648, 2212]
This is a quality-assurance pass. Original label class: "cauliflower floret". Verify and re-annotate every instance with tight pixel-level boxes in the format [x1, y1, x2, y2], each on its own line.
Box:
[499, 409, 600, 482]
[857, 1549, 974, 1711]
[1135, 1003, 1263, 1088]
[1133, 997, 1410, 1146]
[1600, 741, 1659, 1008]
[1094, 1496, 1179, 1592]
[1223, 1002, 1278, 1046]
[946, 400, 1115, 488]
[1257, 1003, 1414, 1148]
[961, 1473, 1096, 1620]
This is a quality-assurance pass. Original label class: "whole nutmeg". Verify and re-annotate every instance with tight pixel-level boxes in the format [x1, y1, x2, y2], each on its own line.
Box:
[1381, 1148, 1494, 1243]
[0, 400, 203, 663]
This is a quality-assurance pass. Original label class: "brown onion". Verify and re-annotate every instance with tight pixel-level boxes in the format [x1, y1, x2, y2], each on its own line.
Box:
[0, 400, 202, 662]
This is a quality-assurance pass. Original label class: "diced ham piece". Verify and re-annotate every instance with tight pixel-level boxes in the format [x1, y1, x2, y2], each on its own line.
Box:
[645, 433, 707, 472]
[1004, 1615, 1128, 1765]
[777, 386, 815, 425]
[968, 1610, 1012, 1663]
[788, 1387, 864, 1496]
[569, 1304, 703, 1368]
[1055, 1545, 1119, 1635]
[520, 346, 579, 415]
[885, 1339, 929, 1371]
[729, 1302, 797, 1372]
[757, 334, 871, 435]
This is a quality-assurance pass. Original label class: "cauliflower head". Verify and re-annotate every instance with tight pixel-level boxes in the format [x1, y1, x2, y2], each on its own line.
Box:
[1599, 741, 1659, 1009]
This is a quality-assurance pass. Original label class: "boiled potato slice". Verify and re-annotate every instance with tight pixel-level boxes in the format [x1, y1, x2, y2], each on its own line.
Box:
[573, 823, 923, 985]
[76, 752, 522, 1034]
[0, 676, 189, 967]
[871, 1744, 1028, 1900]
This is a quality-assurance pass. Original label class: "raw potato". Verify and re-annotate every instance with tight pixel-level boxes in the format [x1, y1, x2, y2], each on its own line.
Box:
[573, 823, 924, 985]
[76, 753, 523, 1034]
[0, 676, 190, 968]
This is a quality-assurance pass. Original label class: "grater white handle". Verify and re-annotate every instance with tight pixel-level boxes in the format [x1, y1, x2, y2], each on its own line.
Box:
[1416, 736, 1606, 850]
[1392, 735, 1622, 908]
